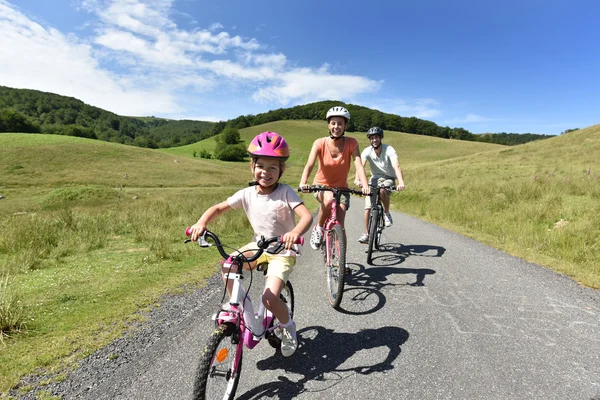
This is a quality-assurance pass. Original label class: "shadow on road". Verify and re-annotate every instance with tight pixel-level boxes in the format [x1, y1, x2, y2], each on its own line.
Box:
[370, 242, 446, 268]
[338, 261, 437, 315]
[335, 243, 442, 315]
[237, 325, 409, 400]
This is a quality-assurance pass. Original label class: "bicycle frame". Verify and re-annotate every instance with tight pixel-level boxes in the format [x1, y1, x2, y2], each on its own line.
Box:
[185, 229, 299, 348]
[215, 260, 277, 350]
[186, 229, 300, 400]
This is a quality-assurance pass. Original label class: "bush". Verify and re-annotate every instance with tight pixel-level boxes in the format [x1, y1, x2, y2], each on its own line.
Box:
[214, 144, 246, 161]
[199, 149, 212, 159]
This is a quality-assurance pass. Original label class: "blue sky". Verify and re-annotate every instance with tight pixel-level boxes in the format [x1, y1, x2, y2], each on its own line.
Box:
[1, 0, 599, 135]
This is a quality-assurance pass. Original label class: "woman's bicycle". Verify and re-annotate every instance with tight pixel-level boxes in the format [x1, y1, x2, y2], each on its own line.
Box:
[299, 186, 363, 309]
[185, 228, 303, 400]
[366, 183, 397, 265]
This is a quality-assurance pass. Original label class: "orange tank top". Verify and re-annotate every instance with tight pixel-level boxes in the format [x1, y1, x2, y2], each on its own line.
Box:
[313, 137, 358, 188]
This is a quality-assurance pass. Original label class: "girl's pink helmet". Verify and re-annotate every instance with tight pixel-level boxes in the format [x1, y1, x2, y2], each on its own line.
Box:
[247, 131, 290, 161]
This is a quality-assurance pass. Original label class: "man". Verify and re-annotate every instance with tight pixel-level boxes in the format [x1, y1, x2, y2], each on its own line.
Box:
[354, 126, 405, 244]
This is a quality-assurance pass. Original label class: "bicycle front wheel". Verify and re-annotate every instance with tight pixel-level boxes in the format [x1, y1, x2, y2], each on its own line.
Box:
[192, 323, 243, 400]
[326, 224, 346, 309]
[367, 207, 380, 265]
[374, 207, 384, 251]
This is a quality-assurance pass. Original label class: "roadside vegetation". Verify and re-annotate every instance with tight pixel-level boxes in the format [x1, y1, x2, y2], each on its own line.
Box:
[0, 121, 598, 395]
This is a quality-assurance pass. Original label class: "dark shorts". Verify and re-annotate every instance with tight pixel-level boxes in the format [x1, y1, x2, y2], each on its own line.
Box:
[314, 189, 351, 209]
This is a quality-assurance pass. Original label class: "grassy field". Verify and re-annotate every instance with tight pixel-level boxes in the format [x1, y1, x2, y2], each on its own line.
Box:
[1, 122, 599, 395]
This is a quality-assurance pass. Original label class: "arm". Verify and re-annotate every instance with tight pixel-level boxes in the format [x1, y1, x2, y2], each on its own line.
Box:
[299, 141, 319, 189]
[282, 203, 313, 249]
[189, 200, 232, 241]
[352, 146, 370, 194]
[391, 156, 405, 191]
[354, 156, 367, 187]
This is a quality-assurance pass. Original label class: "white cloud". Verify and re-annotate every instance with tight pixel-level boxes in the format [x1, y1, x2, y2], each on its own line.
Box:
[445, 113, 491, 124]
[208, 22, 223, 31]
[253, 65, 382, 105]
[371, 98, 441, 119]
[0, 0, 381, 119]
[0, 1, 179, 115]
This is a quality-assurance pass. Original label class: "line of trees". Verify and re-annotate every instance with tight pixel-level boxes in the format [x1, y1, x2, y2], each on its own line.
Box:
[0, 86, 214, 148]
[219, 101, 554, 145]
[1, 86, 555, 148]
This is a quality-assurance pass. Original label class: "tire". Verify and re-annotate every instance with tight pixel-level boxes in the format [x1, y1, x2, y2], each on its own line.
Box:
[374, 206, 383, 250]
[367, 207, 380, 265]
[326, 224, 346, 309]
[267, 281, 295, 349]
[192, 323, 242, 400]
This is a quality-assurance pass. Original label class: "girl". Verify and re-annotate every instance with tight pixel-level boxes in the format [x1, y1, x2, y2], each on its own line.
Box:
[189, 131, 312, 356]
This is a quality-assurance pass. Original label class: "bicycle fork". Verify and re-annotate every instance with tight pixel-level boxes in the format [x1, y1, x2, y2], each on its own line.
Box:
[215, 273, 273, 349]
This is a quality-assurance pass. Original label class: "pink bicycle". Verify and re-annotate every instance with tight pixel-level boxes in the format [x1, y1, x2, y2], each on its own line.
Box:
[185, 229, 303, 400]
[299, 186, 363, 309]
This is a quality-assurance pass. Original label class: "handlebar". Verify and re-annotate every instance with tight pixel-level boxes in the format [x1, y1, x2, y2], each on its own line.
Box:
[369, 183, 399, 192]
[297, 185, 364, 196]
[185, 228, 304, 262]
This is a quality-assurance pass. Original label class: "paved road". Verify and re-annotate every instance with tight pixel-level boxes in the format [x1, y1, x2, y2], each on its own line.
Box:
[73, 197, 600, 400]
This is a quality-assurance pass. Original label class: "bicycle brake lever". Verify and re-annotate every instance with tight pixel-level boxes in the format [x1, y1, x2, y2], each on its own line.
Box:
[198, 233, 212, 247]
[266, 241, 285, 254]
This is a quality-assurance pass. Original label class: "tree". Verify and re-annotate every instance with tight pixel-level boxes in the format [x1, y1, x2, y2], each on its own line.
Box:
[217, 128, 242, 145]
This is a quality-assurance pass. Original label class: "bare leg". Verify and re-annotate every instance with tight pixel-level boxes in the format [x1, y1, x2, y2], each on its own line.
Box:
[381, 188, 391, 213]
[262, 276, 289, 324]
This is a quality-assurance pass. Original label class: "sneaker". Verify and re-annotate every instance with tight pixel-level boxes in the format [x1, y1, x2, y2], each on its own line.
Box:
[310, 226, 322, 250]
[280, 321, 298, 357]
[357, 233, 369, 244]
[384, 212, 393, 227]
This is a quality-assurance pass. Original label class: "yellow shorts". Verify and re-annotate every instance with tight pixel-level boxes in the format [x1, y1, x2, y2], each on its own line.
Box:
[254, 252, 296, 284]
[239, 242, 296, 284]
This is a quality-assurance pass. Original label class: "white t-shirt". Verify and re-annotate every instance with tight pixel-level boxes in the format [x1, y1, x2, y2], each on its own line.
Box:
[227, 183, 303, 244]
[361, 143, 398, 179]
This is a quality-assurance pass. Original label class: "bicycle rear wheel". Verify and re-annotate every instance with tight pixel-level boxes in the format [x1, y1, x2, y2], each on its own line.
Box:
[267, 281, 295, 349]
[192, 323, 242, 400]
[367, 207, 380, 265]
[326, 224, 346, 309]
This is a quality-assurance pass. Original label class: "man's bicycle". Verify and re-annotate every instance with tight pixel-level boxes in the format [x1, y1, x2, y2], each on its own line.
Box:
[366, 183, 397, 265]
[299, 186, 363, 309]
[185, 229, 303, 400]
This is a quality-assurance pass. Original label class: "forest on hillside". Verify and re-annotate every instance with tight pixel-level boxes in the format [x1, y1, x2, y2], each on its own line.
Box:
[0, 86, 554, 148]
[0, 86, 215, 148]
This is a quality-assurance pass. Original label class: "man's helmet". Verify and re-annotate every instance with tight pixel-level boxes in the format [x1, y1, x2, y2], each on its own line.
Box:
[247, 131, 290, 161]
[367, 126, 384, 138]
[326, 106, 351, 121]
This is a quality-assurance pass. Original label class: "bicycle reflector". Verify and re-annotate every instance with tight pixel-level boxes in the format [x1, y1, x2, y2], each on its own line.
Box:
[216, 348, 229, 363]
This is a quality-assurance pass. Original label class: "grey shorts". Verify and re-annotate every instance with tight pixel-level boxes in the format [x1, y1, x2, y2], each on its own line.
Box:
[365, 177, 395, 209]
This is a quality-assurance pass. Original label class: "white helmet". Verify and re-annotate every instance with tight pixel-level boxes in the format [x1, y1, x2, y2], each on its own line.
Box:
[326, 106, 351, 121]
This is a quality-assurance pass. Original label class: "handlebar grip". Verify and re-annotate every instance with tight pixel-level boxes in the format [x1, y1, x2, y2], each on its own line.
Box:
[185, 227, 192, 236]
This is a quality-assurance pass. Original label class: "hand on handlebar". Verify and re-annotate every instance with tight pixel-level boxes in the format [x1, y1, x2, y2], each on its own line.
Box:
[187, 223, 206, 241]
[281, 231, 301, 250]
